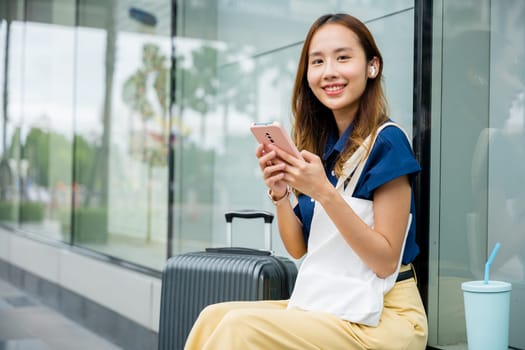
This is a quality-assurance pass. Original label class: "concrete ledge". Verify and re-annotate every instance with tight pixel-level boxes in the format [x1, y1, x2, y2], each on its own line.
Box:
[0, 258, 158, 350]
[0, 227, 161, 348]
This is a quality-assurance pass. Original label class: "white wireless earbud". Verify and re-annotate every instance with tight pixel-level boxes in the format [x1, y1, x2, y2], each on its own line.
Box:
[370, 66, 376, 76]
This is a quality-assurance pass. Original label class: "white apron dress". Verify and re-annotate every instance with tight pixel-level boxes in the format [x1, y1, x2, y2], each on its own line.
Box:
[287, 122, 411, 327]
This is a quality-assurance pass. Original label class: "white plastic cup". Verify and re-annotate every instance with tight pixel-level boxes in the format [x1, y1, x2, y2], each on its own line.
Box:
[461, 280, 512, 350]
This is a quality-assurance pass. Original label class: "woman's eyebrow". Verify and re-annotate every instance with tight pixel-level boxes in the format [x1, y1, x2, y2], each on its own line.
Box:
[308, 47, 354, 57]
[333, 47, 354, 54]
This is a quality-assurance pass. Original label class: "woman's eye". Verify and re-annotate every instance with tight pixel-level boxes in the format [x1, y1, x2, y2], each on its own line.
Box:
[310, 58, 323, 65]
[338, 55, 350, 61]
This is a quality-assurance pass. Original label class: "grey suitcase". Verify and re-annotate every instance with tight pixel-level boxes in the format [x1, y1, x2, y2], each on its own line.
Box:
[158, 209, 298, 350]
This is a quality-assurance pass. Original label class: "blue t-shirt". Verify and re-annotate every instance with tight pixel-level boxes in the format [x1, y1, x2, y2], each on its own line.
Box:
[293, 121, 422, 264]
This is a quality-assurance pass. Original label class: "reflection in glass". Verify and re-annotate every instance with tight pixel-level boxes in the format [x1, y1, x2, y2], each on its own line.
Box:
[19, 19, 75, 240]
[0, 0, 172, 270]
[0, 16, 24, 227]
[74, 0, 171, 270]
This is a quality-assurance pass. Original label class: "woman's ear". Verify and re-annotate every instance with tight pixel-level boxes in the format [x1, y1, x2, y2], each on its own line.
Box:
[368, 57, 380, 78]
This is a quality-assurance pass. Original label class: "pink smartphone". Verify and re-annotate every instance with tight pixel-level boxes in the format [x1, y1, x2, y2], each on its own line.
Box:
[250, 121, 302, 159]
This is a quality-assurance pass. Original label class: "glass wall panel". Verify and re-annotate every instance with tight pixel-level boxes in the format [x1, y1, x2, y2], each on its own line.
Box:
[0, 0, 171, 271]
[487, 1, 525, 348]
[74, 0, 171, 270]
[19, 0, 75, 240]
[172, 0, 416, 259]
[0, 1, 27, 227]
[0, 5, 12, 224]
[430, 0, 525, 348]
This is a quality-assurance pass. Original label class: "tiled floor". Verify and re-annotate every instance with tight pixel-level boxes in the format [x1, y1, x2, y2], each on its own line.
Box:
[0, 278, 123, 350]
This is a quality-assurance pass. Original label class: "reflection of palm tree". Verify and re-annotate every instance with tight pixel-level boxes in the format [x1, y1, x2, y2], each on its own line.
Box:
[178, 45, 219, 142]
[122, 43, 170, 243]
[176, 43, 278, 142]
[123, 43, 169, 120]
[122, 43, 169, 165]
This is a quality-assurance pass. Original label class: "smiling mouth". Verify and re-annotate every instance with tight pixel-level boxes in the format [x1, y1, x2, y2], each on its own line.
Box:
[323, 84, 346, 94]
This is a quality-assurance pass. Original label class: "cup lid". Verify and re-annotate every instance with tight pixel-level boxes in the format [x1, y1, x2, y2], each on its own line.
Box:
[462, 280, 512, 293]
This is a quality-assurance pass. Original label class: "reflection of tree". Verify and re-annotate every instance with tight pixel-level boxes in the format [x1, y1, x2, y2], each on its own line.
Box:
[0, 123, 20, 206]
[23, 128, 50, 189]
[173, 41, 294, 206]
[177, 43, 259, 141]
[123, 43, 169, 120]
[20, 126, 95, 199]
[174, 43, 252, 207]
[122, 42, 170, 243]
[123, 43, 169, 165]
[118, 37, 294, 208]
[0, 127, 19, 202]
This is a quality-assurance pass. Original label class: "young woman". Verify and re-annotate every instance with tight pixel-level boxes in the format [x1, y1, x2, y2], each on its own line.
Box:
[184, 13, 428, 350]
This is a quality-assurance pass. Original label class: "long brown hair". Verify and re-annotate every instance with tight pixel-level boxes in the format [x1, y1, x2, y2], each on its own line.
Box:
[291, 13, 388, 178]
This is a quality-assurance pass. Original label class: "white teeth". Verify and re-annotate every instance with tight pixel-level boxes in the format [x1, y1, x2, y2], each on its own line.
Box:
[325, 85, 344, 92]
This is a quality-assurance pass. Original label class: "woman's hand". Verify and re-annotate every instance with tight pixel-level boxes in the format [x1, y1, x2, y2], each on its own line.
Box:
[255, 143, 307, 258]
[270, 146, 333, 201]
[256, 144, 288, 198]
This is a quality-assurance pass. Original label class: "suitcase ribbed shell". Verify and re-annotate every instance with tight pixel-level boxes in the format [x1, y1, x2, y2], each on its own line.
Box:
[158, 251, 297, 350]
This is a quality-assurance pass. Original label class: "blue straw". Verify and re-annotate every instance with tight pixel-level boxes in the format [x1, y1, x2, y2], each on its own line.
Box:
[484, 242, 501, 284]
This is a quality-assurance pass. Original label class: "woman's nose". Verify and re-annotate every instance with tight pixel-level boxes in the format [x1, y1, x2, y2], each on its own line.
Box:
[322, 59, 338, 79]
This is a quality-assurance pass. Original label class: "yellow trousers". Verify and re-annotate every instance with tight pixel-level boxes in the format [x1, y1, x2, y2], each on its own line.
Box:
[184, 269, 428, 350]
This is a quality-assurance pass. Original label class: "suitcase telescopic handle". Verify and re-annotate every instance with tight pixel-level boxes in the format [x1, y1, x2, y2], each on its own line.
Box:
[224, 210, 274, 250]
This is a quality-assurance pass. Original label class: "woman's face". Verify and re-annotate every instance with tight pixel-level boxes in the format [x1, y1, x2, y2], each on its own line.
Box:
[306, 23, 376, 122]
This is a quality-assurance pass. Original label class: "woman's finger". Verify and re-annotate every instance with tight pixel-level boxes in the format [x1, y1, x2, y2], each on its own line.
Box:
[258, 149, 277, 169]
[255, 143, 265, 157]
[269, 144, 303, 166]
